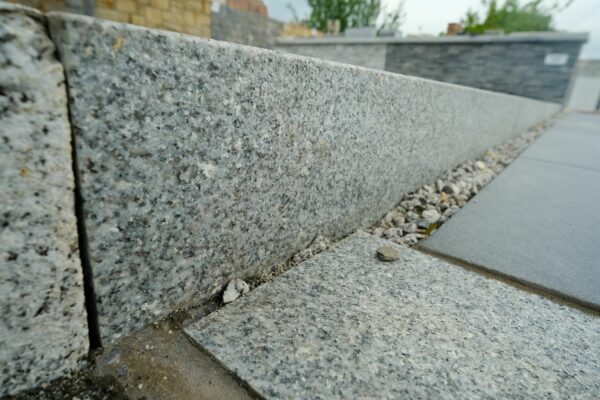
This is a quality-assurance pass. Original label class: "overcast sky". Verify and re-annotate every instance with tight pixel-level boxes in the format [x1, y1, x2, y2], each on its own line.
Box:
[265, 0, 599, 59]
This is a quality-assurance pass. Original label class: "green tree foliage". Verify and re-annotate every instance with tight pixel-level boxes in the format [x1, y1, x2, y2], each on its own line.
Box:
[378, 1, 406, 33]
[462, 0, 573, 34]
[349, 0, 381, 29]
[307, 0, 381, 33]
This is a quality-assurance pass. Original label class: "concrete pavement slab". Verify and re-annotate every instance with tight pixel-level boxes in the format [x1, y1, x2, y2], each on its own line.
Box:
[520, 113, 600, 170]
[421, 157, 600, 309]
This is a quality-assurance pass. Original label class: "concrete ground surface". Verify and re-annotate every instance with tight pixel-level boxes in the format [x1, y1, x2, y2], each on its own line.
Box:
[8, 316, 258, 400]
[91, 318, 257, 400]
[421, 112, 600, 309]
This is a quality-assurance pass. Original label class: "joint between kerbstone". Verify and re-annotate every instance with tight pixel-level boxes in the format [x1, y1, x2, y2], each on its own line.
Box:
[40, 9, 104, 351]
[0, 2, 89, 395]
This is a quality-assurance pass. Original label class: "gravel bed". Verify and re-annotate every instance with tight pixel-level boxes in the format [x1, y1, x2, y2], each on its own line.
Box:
[366, 122, 550, 246]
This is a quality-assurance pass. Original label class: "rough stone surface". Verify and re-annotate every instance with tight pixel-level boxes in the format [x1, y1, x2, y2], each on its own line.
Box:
[376, 245, 399, 261]
[47, 12, 559, 342]
[422, 133, 600, 308]
[223, 279, 250, 304]
[186, 232, 600, 399]
[0, 4, 87, 396]
[247, 234, 331, 289]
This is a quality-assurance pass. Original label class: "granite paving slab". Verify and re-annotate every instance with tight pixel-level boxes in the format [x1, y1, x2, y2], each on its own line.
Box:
[421, 156, 600, 309]
[0, 3, 87, 396]
[46, 12, 559, 342]
[520, 113, 600, 170]
[186, 232, 600, 399]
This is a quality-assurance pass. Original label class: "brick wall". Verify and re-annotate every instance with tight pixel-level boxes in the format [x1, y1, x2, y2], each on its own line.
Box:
[225, 0, 266, 17]
[96, 0, 211, 37]
[9, 0, 212, 37]
[280, 23, 319, 38]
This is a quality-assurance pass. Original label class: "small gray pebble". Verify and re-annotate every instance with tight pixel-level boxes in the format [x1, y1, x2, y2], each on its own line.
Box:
[376, 246, 400, 261]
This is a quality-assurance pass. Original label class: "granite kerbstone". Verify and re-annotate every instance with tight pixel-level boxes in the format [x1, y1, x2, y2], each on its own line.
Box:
[520, 113, 600, 170]
[421, 156, 600, 309]
[0, 4, 88, 396]
[186, 232, 600, 399]
[47, 12, 559, 342]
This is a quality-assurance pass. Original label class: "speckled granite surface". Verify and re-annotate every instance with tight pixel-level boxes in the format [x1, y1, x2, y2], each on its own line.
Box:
[187, 232, 600, 399]
[47, 12, 559, 342]
[0, 4, 87, 396]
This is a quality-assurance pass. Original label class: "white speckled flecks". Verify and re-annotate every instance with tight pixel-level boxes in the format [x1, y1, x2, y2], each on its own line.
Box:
[0, 3, 87, 396]
[187, 231, 600, 399]
[47, 11, 559, 342]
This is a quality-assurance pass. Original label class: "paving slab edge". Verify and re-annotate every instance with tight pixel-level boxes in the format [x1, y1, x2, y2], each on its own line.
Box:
[415, 245, 600, 315]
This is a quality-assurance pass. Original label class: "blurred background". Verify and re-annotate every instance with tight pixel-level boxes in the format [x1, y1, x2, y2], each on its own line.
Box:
[11, 0, 599, 110]
[268, 0, 599, 58]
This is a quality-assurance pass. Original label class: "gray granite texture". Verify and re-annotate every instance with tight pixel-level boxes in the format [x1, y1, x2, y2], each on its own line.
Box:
[186, 231, 600, 399]
[0, 3, 88, 396]
[47, 12, 559, 343]
[421, 116, 600, 308]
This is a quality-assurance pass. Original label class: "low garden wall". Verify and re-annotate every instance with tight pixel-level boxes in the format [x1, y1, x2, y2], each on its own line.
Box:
[276, 33, 588, 104]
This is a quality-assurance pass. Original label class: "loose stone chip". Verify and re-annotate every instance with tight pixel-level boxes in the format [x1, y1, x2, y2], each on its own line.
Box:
[376, 246, 400, 261]
[223, 279, 250, 304]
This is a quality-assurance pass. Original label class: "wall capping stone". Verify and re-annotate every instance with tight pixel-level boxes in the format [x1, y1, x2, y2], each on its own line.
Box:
[276, 32, 589, 45]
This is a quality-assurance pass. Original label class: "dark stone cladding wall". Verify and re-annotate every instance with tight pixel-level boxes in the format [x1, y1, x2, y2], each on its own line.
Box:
[385, 41, 584, 104]
[211, 6, 282, 49]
